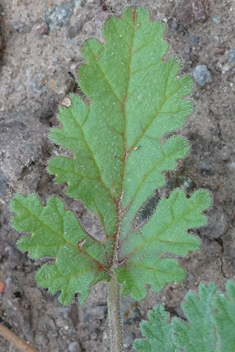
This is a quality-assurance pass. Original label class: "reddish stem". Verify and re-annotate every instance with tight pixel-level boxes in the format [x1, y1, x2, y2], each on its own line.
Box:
[0, 323, 37, 352]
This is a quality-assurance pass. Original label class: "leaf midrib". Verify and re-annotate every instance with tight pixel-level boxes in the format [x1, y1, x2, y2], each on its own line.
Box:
[112, 10, 138, 267]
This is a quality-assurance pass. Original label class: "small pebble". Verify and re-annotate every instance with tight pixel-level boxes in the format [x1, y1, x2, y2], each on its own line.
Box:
[65, 25, 77, 39]
[228, 48, 235, 63]
[215, 47, 225, 55]
[184, 46, 191, 54]
[228, 162, 235, 171]
[222, 64, 230, 74]
[177, 0, 209, 26]
[12, 21, 31, 33]
[51, 330, 58, 337]
[203, 208, 228, 239]
[221, 152, 229, 161]
[190, 35, 200, 44]
[189, 53, 196, 63]
[74, 0, 85, 8]
[181, 176, 196, 192]
[22, 47, 30, 54]
[171, 19, 179, 30]
[44, 2, 75, 31]
[200, 162, 213, 175]
[68, 341, 81, 352]
[90, 332, 97, 340]
[193, 65, 213, 86]
[37, 22, 49, 36]
[90, 306, 106, 320]
[123, 332, 135, 348]
[212, 15, 221, 24]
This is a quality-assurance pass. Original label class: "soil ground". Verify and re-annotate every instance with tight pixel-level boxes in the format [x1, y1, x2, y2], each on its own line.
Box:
[0, 0, 235, 351]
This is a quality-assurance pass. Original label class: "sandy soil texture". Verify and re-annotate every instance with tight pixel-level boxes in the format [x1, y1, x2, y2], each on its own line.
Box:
[0, 0, 235, 351]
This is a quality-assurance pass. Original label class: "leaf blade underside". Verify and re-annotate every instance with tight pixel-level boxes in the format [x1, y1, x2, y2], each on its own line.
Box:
[11, 7, 212, 304]
[11, 194, 110, 304]
[116, 189, 211, 300]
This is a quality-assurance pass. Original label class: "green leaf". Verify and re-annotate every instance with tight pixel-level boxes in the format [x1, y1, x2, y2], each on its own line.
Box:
[48, 6, 194, 239]
[11, 7, 212, 304]
[172, 283, 218, 352]
[135, 281, 235, 352]
[134, 305, 175, 352]
[213, 281, 235, 351]
[11, 194, 110, 304]
[116, 189, 211, 300]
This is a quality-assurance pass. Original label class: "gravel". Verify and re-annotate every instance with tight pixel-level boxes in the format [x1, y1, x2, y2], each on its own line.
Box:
[123, 332, 135, 348]
[68, 341, 81, 352]
[44, 1, 76, 31]
[203, 208, 229, 239]
[66, 25, 77, 39]
[74, 0, 85, 8]
[200, 161, 213, 175]
[176, 0, 209, 26]
[90, 306, 107, 320]
[37, 22, 49, 36]
[228, 162, 235, 171]
[193, 65, 213, 86]
[11, 21, 31, 33]
[212, 15, 221, 24]
[190, 35, 200, 43]
[222, 64, 230, 73]
[228, 48, 235, 63]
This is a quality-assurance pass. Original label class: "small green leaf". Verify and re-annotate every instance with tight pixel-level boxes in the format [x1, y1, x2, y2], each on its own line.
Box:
[135, 282, 235, 352]
[134, 305, 175, 352]
[11, 7, 212, 304]
[172, 283, 218, 352]
[213, 281, 235, 351]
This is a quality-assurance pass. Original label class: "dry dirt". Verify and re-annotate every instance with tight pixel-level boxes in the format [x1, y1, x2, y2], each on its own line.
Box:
[0, 0, 235, 351]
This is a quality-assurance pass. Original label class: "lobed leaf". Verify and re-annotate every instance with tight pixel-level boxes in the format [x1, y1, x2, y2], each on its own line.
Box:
[117, 189, 211, 300]
[48, 6, 194, 241]
[134, 305, 175, 352]
[11, 194, 110, 304]
[135, 281, 235, 352]
[172, 283, 218, 352]
[11, 7, 212, 304]
[212, 281, 235, 351]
